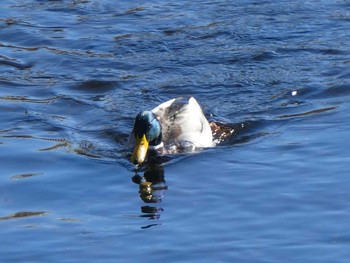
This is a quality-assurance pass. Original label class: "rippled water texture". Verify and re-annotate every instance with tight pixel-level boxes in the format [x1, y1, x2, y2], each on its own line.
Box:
[1, 0, 350, 262]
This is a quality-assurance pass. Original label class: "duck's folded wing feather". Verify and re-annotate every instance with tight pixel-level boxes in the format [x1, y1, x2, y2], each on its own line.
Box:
[152, 97, 213, 147]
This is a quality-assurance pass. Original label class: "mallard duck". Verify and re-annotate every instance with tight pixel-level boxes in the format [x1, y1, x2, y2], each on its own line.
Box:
[129, 97, 213, 164]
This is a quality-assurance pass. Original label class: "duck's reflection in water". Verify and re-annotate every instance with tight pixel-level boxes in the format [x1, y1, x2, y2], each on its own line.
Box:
[132, 164, 168, 228]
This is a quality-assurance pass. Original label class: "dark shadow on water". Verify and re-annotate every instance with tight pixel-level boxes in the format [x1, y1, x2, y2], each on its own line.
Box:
[132, 164, 168, 203]
[132, 164, 167, 229]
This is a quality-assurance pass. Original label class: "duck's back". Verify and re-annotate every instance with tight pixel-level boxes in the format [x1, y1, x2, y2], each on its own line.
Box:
[152, 97, 213, 148]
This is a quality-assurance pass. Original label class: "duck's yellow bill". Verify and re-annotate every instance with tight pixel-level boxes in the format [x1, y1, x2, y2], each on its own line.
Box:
[131, 134, 149, 165]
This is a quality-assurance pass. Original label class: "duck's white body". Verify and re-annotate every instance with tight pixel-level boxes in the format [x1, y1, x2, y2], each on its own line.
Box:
[151, 97, 213, 150]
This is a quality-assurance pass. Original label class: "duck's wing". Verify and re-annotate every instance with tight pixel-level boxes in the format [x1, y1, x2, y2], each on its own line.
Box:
[152, 97, 213, 147]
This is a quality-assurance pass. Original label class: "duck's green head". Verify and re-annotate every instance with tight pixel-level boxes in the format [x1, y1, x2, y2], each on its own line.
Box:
[131, 111, 162, 165]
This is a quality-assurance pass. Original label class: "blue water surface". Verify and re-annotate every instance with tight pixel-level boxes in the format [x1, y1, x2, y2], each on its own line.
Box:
[0, 0, 350, 262]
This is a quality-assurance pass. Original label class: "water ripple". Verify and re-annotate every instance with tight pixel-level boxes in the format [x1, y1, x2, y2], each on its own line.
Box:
[0, 211, 48, 221]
